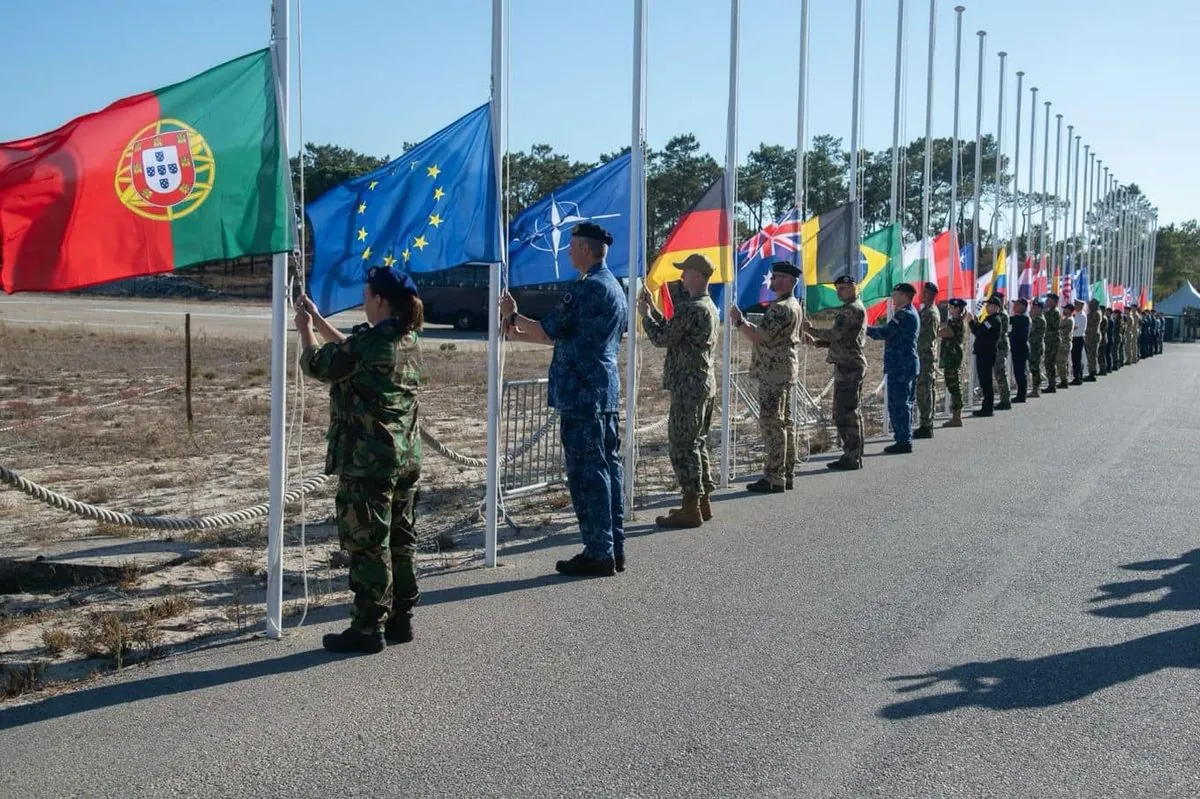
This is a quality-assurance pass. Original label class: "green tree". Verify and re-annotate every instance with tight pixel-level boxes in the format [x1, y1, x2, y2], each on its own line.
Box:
[290, 143, 390, 206]
[646, 134, 723, 253]
[502, 144, 595, 222]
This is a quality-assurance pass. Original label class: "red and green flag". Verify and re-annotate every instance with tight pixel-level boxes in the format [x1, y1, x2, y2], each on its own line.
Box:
[0, 49, 292, 294]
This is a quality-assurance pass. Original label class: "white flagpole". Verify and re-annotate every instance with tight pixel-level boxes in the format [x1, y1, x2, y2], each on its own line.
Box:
[949, 5, 964, 301]
[1064, 124, 1074, 283]
[991, 52, 1005, 283]
[624, 0, 647, 514]
[719, 0, 740, 489]
[265, 0, 291, 640]
[889, 0, 906, 227]
[1073, 136, 1083, 281]
[1009, 71, 1023, 278]
[1050, 113, 1062, 279]
[1098, 162, 1107, 282]
[1027, 85, 1037, 265]
[483, 0, 505, 567]
[920, 0, 937, 282]
[849, 0, 865, 250]
[1039, 102, 1050, 263]
[1081, 144, 1090, 280]
[969, 29, 985, 409]
[796, 0, 810, 215]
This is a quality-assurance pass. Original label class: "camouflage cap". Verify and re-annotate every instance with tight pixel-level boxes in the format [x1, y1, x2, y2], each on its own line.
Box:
[675, 252, 715, 277]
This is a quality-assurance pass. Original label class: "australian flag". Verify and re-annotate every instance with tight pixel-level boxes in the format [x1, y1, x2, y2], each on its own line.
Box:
[306, 104, 500, 315]
[734, 206, 805, 309]
[508, 153, 631, 287]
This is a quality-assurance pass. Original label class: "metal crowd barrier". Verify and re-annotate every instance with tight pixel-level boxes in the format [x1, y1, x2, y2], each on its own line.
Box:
[500, 378, 564, 498]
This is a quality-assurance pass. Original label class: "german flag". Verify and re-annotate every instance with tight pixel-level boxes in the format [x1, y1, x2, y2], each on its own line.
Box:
[645, 176, 731, 305]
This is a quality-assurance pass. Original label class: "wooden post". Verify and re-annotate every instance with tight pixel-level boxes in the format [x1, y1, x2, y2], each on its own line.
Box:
[184, 313, 193, 429]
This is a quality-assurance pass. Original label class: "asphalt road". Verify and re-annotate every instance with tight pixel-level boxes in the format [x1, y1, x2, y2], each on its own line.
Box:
[2, 346, 1198, 798]
[0, 294, 507, 349]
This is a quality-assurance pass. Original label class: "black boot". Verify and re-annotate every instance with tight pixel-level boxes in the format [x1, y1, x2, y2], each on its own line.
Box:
[746, 478, 784, 494]
[883, 442, 913, 454]
[555, 551, 616, 577]
[385, 615, 413, 645]
[323, 627, 386, 655]
[826, 457, 862, 471]
[615, 554, 625, 573]
[995, 401, 1012, 410]
[913, 426, 934, 439]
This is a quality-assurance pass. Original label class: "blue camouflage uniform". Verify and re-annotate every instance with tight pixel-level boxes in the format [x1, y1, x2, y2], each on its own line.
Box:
[541, 262, 628, 562]
[867, 304, 921, 445]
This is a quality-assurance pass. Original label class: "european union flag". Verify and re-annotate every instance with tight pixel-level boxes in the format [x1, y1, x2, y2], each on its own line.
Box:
[1073, 265, 1091, 302]
[508, 152, 630, 287]
[306, 104, 500, 314]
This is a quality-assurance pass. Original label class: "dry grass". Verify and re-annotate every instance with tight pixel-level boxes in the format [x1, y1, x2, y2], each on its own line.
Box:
[2, 662, 46, 698]
[41, 627, 72, 654]
[142, 594, 194, 622]
[75, 613, 131, 667]
[189, 549, 232, 568]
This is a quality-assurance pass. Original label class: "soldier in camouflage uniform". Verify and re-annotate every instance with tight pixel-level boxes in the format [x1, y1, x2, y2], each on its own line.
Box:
[913, 281, 941, 439]
[1112, 309, 1124, 370]
[1056, 302, 1074, 389]
[297, 266, 424, 655]
[939, 298, 967, 427]
[992, 292, 1012, 410]
[1127, 308, 1140, 365]
[1085, 298, 1102, 381]
[639, 253, 719, 527]
[732, 261, 803, 493]
[803, 274, 867, 471]
[1042, 292, 1061, 392]
[1099, 306, 1111, 375]
[502, 222, 627, 577]
[1028, 299, 1045, 397]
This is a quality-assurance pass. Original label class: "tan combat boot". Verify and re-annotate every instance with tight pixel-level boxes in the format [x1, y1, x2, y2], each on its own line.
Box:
[655, 491, 704, 528]
[698, 494, 713, 522]
[942, 409, 963, 428]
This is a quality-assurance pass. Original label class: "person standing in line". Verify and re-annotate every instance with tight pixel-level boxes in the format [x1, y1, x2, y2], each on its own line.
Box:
[913, 281, 941, 439]
[992, 292, 1013, 411]
[1008, 298, 1031, 403]
[1057, 301, 1075, 389]
[1042, 292, 1062, 393]
[1085, 298, 1102, 381]
[1070, 299, 1087, 385]
[1028, 299, 1045, 398]
[938, 298, 968, 427]
[803, 275, 867, 471]
[969, 296, 1003, 417]
[867, 283, 921, 455]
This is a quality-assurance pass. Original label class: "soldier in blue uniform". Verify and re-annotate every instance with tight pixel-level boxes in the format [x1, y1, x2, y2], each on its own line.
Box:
[867, 282, 920, 454]
[501, 223, 628, 577]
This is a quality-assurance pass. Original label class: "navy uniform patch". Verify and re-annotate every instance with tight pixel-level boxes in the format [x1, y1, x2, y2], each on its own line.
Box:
[563, 292, 573, 305]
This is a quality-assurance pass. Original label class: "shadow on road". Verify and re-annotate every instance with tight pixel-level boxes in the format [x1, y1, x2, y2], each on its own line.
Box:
[1088, 548, 1200, 618]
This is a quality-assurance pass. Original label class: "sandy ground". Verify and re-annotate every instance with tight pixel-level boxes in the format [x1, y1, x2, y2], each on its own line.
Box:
[0, 314, 886, 699]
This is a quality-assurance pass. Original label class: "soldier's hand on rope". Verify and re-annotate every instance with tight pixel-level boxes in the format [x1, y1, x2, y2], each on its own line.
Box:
[294, 295, 314, 329]
[637, 287, 653, 316]
[729, 305, 744, 326]
[500, 292, 518, 319]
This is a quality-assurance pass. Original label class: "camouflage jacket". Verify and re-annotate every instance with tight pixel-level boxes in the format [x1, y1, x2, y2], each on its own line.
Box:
[1030, 315, 1046, 355]
[1059, 315, 1074, 349]
[938, 317, 965, 369]
[643, 293, 718, 398]
[1043, 308, 1062, 352]
[811, 299, 867, 369]
[750, 295, 802, 387]
[300, 320, 422, 480]
[1099, 315, 1109, 344]
[1086, 309, 1102, 341]
[918, 304, 941, 363]
[995, 309, 1011, 354]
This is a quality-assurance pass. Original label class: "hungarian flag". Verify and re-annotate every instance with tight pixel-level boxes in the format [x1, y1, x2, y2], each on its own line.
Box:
[645, 175, 730, 302]
[0, 49, 292, 294]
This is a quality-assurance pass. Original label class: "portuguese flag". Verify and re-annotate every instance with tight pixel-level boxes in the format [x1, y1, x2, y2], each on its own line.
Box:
[0, 49, 292, 294]
[644, 175, 732, 308]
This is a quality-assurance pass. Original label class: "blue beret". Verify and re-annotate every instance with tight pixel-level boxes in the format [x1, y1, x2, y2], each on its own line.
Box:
[366, 265, 420, 299]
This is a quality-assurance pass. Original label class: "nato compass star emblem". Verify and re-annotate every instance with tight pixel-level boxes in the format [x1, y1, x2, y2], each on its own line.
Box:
[516, 195, 620, 279]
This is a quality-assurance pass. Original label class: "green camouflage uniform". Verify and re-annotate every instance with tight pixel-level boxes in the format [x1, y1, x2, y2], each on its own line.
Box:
[1057, 312, 1073, 384]
[750, 296, 802, 488]
[1043, 306, 1061, 387]
[643, 293, 719, 496]
[300, 321, 422, 635]
[811, 298, 867, 465]
[1029, 312, 1046, 389]
[1085, 307, 1102, 375]
[938, 315, 965, 411]
[917, 303, 940, 428]
[992, 307, 1011, 403]
[1127, 310, 1140, 364]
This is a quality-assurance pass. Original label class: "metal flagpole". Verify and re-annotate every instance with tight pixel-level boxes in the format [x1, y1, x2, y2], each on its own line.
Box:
[889, 0, 906, 227]
[991, 53, 1006, 283]
[483, 0, 506, 567]
[1010, 71, 1023, 277]
[1063, 124, 1073, 284]
[1071, 135, 1081, 284]
[949, 5, 964, 300]
[623, 0, 647, 514]
[969, 29, 986, 409]
[1081, 144, 1090, 282]
[1039, 102, 1050, 264]
[849, 0, 865, 252]
[265, 0, 291, 640]
[920, 0, 937, 282]
[1050, 114, 1062, 280]
[719, 0, 740, 488]
[1098, 162, 1107, 283]
[1027, 86, 1037, 264]
[796, 0, 810, 214]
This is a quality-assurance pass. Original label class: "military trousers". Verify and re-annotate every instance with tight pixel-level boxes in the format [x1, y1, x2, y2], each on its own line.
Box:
[832, 363, 865, 464]
[1113, 339, 1124, 369]
[1044, 345, 1059, 388]
[668, 392, 716, 496]
[943, 364, 963, 411]
[758, 382, 795, 487]
[1085, 336, 1100, 376]
[993, 350, 1011, 403]
[560, 412, 625, 561]
[976, 354, 996, 412]
[887, 373, 916, 445]
[336, 471, 421, 635]
[916, 358, 938, 429]
[1056, 343, 1071, 385]
[1011, 349, 1029, 400]
[1029, 344, 1044, 389]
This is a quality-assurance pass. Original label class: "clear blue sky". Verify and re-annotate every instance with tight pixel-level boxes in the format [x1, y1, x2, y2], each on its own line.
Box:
[2, 0, 1196, 225]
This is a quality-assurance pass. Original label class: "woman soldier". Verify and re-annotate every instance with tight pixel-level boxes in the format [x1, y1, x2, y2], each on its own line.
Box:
[295, 265, 423, 655]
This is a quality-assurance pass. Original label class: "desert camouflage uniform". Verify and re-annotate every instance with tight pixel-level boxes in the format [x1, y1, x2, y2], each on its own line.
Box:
[300, 321, 422, 635]
[643, 293, 719, 496]
[917, 303, 940, 429]
[810, 298, 867, 465]
[750, 295, 802, 488]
